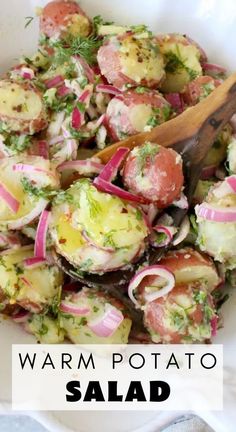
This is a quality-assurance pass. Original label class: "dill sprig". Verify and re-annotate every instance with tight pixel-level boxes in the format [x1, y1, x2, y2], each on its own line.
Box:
[50, 34, 102, 66]
[165, 46, 198, 80]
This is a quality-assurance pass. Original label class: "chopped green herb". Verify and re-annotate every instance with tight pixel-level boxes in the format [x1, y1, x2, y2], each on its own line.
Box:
[138, 141, 159, 171]
[146, 116, 160, 127]
[103, 230, 117, 249]
[194, 290, 207, 304]
[165, 48, 198, 81]
[86, 189, 102, 218]
[38, 322, 49, 336]
[76, 101, 86, 113]
[50, 34, 102, 66]
[135, 86, 148, 94]
[135, 209, 142, 221]
[92, 15, 114, 33]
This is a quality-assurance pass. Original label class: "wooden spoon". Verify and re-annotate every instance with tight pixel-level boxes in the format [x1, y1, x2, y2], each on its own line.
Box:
[59, 73, 236, 314]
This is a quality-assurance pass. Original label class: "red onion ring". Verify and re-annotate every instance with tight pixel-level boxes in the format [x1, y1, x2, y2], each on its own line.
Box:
[34, 210, 50, 258]
[128, 265, 175, 307]
[0, 183, 20, 213]
[196, 203, 236, 222]
[88, 305, 123, 337]
[93, 177, 148, 204]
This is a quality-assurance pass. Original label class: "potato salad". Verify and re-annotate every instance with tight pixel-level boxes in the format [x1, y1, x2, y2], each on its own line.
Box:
[0, 0, 234, 345]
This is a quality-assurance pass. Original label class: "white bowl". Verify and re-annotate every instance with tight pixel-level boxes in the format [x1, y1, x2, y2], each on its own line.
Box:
[0, 1, 236, 431]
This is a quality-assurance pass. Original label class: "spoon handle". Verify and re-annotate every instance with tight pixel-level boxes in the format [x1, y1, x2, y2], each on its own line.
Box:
[97, 72, 236, 164]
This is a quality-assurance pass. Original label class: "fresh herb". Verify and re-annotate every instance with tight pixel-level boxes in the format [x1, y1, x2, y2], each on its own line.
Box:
[86, 189, 102, 218]
[170, 310, 185, 329]
[0, 122, 10, 134]
[44, 90, 76, 113]
[135, 209, 142, 221]
[50, 34, 102, 66]
[76, 101, 86, 113]
[24, 16, 34, 29]
[130, 24, 151, 35]
[138, 141, 159, 171]
[7, 134, 31, 153]
[194, 290, 207, 304]
[79, 317, 87, 326]
[165, 48, 198, 80]
[190, 214, 198, 234]
[201, 82, 215, 99]
[103, 230, 117, 249]
[38, 322, 49, 336]
[14, 264, 24, 275]
[54, 190, 75, 205]
[21, 177, 58, 200]
[92, 15, 114, 33]
[93, 306, 99, 313]
[204, 304, 214, 323]
[153, 232, 167, 245]
[135, 86, 148, 94]
[146, 116, 160, 128]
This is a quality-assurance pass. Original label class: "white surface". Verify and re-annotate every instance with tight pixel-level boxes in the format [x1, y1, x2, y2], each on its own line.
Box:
[0, 0, 236, 431]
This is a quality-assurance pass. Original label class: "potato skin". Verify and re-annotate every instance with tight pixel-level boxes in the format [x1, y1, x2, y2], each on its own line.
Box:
[182, 75, 220, 106]
[0, 80, 48, 134]
[144, 283, 217, 343]
[106, 89, 171, 141]
[123, 142, 184, 208]
[40, 0, 91, 38]
[97, 34, 165, 90]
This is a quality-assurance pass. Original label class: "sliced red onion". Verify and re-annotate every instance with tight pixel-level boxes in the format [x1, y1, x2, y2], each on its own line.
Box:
[86, 114, 105, 133]
[20, 67, 35, 80]
[226, 176, 236, 193]
[13, 163, 56, 179]
[12, 309, 30, 323]
[172, 215, 190, 246]
[88, 304, 123, 337]
[151, 225, 175, 247]
[45, 75, 64, 89]
[8, 198, 48, 230]
[200, 165, 217, 180]
[210, 316, 218, 337]
[48, 135, 64, 146]
[23, 257, 47, 268]
[57, 159, 104, 175]
[37, 140, 49, 159]
[172, 193, 189, 209]
[97, 147, 129, 182]
[20, 276, 32, 288]
[93, 177, 147, 204]
[57, 84, 72, 97]
[202, 62, 227, 77]
[72, 107, 84, 129]
[147, 203, 159, 226]
[0, 183, 20, 213]
[0, 232, 21, 249]
[60, 300, 90, 316]
[79, 89, 91, 103]
[34, 210, 50, 258]
[164, 93, 184, 113]
[96, 84, 122, 96]
[196, 203, 236, 222]
[74, 56, 95, 83]
[128, 265, 175, 307]
[81, 229, 115, 252]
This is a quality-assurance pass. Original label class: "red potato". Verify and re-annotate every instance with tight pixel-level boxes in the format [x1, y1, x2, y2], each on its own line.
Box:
[182, 75, 221, 106]
[105, 89, 171, 141]
[40, 0, 91, 38]
[157, 247, 220, 291]
[123, 142, 184, 208]
[144, 283, 217, 343]
[0, 80, 48, 134]
[97, 34, 165, 90]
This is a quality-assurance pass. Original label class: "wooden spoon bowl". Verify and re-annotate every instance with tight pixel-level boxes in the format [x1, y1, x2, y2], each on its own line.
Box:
[60, 72, 236, 295]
